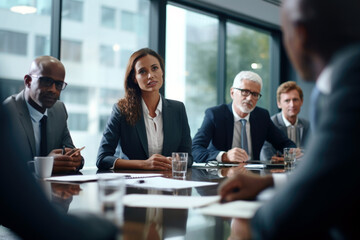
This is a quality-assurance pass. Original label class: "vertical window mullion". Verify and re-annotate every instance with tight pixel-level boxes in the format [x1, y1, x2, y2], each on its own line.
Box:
[217, 17, 226, 105]
[50, 0, 62, 59]
[150, 0, 167, 95]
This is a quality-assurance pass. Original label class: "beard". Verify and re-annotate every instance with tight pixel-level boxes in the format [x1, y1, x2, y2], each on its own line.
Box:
[235, 100, 255, 114]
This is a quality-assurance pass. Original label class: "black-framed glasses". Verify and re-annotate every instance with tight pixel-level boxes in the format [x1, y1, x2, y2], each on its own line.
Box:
[30, 75, 67, 91]
[233, 88, 262, 99]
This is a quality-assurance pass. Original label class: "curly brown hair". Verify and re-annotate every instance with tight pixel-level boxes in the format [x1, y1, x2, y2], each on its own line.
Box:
[117, 48, 165, 126]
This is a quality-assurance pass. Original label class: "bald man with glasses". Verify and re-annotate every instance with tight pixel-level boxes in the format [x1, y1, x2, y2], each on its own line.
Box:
[192, 71, 296, 163]
[2, 56, 83, 173]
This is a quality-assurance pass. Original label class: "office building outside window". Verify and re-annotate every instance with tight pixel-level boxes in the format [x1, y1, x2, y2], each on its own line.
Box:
[0, 1, 52, 100]
[61, 0, 150, 167]
[165, 4, 218, 137]
[101, 6, 116, 29]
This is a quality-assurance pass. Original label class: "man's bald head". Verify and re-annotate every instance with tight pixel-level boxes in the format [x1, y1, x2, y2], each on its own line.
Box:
[28, 56, 65, 79]
[24, 56, 66, 113]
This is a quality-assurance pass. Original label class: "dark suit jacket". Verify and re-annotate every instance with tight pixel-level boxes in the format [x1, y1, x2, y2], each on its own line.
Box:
[2, 90, 75, 162]
[260, 112, 310, 160]
[0, 107, 118, 240]
[251, 45, 360, 239]
[192, 103, 295, 162]
[97, 96, 193, 170]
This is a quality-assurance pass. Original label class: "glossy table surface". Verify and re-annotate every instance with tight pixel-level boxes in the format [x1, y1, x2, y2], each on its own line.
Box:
[41, 163, 285, 240]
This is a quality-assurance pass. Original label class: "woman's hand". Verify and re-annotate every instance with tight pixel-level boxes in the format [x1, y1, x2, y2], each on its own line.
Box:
[143, 154, 172, 170]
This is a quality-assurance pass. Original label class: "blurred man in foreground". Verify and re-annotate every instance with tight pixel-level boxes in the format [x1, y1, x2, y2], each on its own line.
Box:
[0, 97, 118, 239]
[219, 0, 360, 238]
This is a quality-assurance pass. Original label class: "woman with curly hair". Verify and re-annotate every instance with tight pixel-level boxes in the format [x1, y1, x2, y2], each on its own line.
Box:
[97, 48, 192, 170]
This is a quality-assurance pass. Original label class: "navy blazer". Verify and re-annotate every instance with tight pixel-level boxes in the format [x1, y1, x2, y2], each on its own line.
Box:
[192, 103, 295, 162]
[260, 112, 310, 160]
[97, 96, 193, 170]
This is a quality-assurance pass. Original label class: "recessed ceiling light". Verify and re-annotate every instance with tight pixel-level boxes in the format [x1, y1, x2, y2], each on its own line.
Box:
[10, 5, 37, 15]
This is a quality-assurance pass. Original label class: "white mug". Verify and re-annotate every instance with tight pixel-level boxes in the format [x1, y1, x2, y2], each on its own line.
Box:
[34, 156, 54, 178]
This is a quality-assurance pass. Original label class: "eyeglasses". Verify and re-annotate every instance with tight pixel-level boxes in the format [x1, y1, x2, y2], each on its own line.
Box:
[233, 88, 262, 99]
[30, 75, 67, 91]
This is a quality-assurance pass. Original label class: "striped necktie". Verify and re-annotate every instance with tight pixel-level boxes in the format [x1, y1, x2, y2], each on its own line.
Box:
[240, 119, 249, 154]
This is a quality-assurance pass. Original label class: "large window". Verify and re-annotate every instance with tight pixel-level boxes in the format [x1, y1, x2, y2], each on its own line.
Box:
[0, 30, 27, 55]
[101, 6, 116, 29]
[0, 0, 281, 169]
[226, 22, 271, 109]
[165, 5, 218, 137]
[0, 1, 52, 101]
[61, 0, 150, 167]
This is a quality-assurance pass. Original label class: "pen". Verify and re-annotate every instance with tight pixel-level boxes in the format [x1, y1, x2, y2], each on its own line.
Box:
[62, 145, 65, 155]
[69, 146, 85, 157]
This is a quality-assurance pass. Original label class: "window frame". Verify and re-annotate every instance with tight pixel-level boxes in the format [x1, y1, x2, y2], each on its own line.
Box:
[49, 0, 284, 116]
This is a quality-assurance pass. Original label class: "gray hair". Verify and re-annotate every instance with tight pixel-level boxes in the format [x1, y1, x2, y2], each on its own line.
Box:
[232, 71, 263, 90]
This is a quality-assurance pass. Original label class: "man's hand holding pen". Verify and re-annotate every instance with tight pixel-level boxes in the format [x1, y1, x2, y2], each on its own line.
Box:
[48, 146, 85, 173]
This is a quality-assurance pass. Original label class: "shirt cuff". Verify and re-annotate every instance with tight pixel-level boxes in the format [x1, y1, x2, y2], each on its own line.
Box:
[216, 151, 226, 162]
[110, 158, 118, 170]
[272, 173, 288, 188]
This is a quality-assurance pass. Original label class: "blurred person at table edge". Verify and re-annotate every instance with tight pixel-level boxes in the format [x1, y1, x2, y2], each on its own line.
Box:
[97, 48, 192, 170]
[219, 0, 360, 239]
[2, 56, 83, 173]
[192, 70, 296, 163]
[260, 81, 310, 161]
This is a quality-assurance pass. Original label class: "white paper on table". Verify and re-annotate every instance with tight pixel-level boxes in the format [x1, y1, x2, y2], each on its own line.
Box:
[45, 173, 163, 183]
[125, 177, 218, 190]
[198, 200, 263, 219]
[123, 194, 220, 209]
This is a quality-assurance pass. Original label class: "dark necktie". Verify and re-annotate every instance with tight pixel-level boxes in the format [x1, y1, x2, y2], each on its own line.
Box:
[40, 115, 47, 156]
[240, 119, 249, 154]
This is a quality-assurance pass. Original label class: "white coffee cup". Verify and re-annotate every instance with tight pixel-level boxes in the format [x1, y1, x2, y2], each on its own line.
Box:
[34, 156, 54, 178]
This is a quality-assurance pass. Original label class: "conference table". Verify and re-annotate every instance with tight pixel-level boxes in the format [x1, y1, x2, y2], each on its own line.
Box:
[44, 163, 285, 239]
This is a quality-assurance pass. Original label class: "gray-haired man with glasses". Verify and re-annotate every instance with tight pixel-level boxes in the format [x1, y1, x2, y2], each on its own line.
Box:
[192, 71, 295, 163]
[2, 56, 83, 173]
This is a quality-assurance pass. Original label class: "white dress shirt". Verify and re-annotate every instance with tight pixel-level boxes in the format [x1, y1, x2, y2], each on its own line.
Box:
[281, 112, 299, 145]
[141, 97, 164, 157]
[216, 104, 252, 161]
[25, 101, 48, 156]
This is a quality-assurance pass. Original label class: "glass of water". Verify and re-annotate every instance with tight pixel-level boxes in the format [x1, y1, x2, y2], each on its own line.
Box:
[172, 152, 188, 179]
[283, 148, 296, 170]
[98, 175, 125, 226]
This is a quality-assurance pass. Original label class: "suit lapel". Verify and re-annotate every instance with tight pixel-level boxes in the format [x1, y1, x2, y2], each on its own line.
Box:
[16, 91, 36, 157]
[226, 104, 234, 149]
[276, 113, 288, 133]
[135, 112, 149, 158]
[162, 97, 170, 155]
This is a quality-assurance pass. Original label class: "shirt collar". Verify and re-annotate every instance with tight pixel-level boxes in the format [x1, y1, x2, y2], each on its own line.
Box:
[141, 96, 162, 117]
[25, 100, 48, 122]
[316, 66, 332, 94]
[281, 111, 298, 127]
[231, 104, 250, 122]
